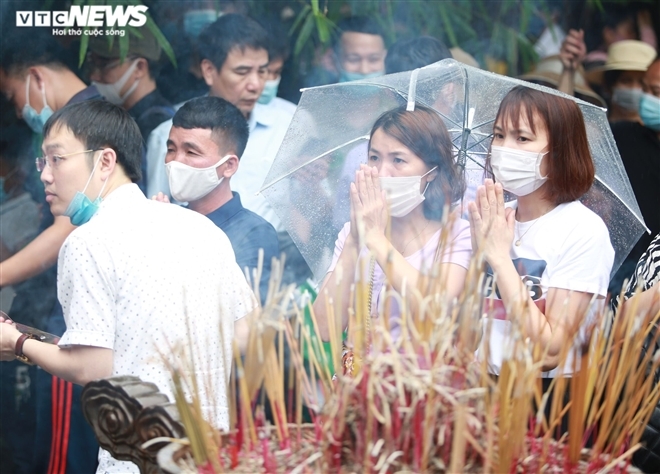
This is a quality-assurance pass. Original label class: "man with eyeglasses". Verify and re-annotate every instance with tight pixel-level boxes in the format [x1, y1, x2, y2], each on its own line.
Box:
[0, 99, 256, 474]
[0, 27, 101, 474]
[87, 30, 175, 195]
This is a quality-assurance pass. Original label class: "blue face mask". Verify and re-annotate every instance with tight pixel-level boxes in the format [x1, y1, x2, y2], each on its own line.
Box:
[338, 69, 384, 83]
[22, 74, 53, 134]
[64, 152, 107, 226]
[183, 9, 219, 38]
[639, 93, 660, 131]
[258, 77, 281, 105]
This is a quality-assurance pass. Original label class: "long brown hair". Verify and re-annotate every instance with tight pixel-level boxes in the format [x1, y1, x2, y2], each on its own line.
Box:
[369, 105, 466, 220]
[489, 86, 595, 204]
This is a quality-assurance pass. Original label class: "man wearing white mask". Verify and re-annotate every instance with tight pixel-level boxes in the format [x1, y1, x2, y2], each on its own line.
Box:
[159, 96, 279, 304]
[147, 14, 309, 285]
[87, 30, 175, 194]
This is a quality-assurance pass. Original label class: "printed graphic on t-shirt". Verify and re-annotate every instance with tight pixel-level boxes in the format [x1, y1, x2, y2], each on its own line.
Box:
[484, 257, 547, 301]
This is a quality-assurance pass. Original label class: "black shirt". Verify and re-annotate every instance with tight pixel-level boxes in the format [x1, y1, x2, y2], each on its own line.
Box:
[205, 192, 280, 305]
[611, 121, 660, 265]
[127, 89, 174, 142]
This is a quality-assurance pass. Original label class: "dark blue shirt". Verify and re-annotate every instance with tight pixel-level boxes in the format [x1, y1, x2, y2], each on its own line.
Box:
[205, 192, 279, 305]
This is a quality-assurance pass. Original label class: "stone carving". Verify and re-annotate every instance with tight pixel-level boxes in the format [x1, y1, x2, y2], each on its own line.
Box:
[81, 375, 184, 474]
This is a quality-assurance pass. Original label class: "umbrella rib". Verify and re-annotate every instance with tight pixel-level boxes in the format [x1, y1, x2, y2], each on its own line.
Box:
[593, 174, 650, 233]
[260, 134, 371, 192]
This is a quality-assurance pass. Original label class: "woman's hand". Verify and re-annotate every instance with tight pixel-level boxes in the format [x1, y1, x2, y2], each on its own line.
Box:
[559, 29, 586, 71]
[350, 165, 388, 248]
[468, 179, 515, 267]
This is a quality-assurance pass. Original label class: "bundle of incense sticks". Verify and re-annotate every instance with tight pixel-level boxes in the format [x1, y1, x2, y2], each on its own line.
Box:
[160, 225, 659, 473]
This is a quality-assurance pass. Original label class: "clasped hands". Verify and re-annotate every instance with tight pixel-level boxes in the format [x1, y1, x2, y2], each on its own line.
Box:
[467, 179, 515, 266]
[559, 29, 586, 71]
[349, 165, 388, 247]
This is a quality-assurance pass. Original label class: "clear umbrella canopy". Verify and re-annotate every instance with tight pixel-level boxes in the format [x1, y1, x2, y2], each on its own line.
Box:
[260, 59, 646, 281]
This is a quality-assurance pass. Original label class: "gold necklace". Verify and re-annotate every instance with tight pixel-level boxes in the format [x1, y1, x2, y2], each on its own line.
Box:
[514, 208, 552, 246]
[400, 219, 432, 255]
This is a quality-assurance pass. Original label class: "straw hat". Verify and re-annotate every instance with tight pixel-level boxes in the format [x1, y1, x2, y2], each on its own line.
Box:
[450, 47, 480, 69]
[586, 40, 656, 85]
[519, 55, 606, 107]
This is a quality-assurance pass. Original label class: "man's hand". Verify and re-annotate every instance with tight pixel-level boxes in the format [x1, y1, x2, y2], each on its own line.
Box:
[559, 29, 586, 71]
[0, 316, 21, 361]
[151, 192, 171, 203]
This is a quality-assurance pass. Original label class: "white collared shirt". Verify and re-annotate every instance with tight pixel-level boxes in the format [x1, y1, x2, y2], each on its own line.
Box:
[57, 183, 257, 473]
[144, 100, 187, 199]
[231, 102, 293, 231]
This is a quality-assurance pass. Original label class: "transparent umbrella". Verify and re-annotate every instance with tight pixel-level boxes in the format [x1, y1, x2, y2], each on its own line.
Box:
[260, 58, 647, 281]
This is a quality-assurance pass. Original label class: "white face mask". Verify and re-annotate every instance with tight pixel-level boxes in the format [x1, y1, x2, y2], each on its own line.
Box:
[611, 87, 643, 112]
[379, 166, 437, 217]
[490, 145, 548, 196]
[92, 60, 140, 106]
[166, 155, 231, 203]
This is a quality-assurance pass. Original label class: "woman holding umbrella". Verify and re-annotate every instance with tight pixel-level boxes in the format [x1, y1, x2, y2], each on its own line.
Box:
[314, 104, 471, 341]
[469, 85, 614, 381]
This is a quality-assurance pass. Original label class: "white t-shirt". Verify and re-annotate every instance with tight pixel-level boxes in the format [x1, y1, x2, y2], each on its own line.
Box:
[478, 200, 614, 378]
[57, 184, 257, 473]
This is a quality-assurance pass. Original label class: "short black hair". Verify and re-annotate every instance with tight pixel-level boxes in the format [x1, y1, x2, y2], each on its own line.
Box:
[197, 14, 270, 70]
[0, 28, 69, 76]
[603, 69, 623, 91]
[253, 15, 290, 63]
[334, 16, 386, 51]
[172, 96, 249, 158]
[385, 36, 452, 74]
[42, 100, 142, 183]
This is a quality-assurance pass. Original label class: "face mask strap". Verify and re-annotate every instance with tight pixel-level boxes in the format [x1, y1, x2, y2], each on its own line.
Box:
[25, 74, 31, 108]
[114, 60, 140, 102]
[422, 165, 438, 178]
[40, 81, 49, 109]
[215, 154, 233, 169]
[82, 150, 105, 194]
[118, 60, 139, 88]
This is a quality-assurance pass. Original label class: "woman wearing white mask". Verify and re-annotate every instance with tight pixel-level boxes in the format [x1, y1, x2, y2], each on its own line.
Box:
[314, 105, 471, 341]
[468, 86, 614, 381]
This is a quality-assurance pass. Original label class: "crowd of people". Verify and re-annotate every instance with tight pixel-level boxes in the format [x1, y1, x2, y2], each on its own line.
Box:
[0, 2, 658, 473]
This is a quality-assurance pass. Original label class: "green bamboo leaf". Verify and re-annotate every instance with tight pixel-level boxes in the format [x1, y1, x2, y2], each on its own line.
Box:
[587, 0, 604, 11]
[315, 13, 331, 45]
[119, 28, 129, 62]
[311, 0, 320, 15]
[290, 5, 312, 36]
[520, 0, 531, 35]
[79, 31, 90, 68]
[438, 3, 458, 47]
[294, 14, 315, 56]
[450, 14, 477, 41]
[507, 28, 518, 74]
[144, 17, 177, 67]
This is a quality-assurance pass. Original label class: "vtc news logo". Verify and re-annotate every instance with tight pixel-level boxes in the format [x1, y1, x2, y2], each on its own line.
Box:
[16, 5, 148, 28]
